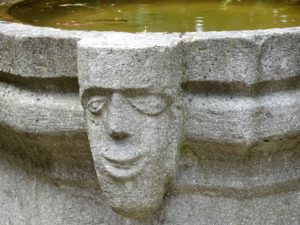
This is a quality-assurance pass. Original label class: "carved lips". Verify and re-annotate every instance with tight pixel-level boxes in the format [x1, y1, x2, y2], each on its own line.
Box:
[102, 153, 146, 179]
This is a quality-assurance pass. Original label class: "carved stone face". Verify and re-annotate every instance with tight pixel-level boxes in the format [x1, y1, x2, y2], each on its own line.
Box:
[77, 35, 183, 218]
[81, 88, 182, 218]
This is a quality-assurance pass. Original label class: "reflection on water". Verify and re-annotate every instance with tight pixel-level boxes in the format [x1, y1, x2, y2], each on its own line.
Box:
[195, 16, 204, 32]
[1, 0, 300, 32]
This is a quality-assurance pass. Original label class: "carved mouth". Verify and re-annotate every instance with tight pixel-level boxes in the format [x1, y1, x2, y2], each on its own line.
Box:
[102, 154, 145, 179]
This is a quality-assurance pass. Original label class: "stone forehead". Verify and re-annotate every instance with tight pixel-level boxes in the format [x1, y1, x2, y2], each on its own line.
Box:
[77, 34, 183, 93]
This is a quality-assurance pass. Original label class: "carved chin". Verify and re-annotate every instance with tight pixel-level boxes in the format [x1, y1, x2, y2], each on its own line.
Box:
[105, 180, 165, 219]
[93, 146, 175, 219]
[97, 158, 168, 219]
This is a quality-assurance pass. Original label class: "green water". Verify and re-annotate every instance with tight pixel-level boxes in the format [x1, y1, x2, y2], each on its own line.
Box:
[2, 0, 300, 32]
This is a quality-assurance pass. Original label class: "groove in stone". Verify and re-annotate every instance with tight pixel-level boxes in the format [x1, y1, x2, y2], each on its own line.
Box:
[170, 178, 300, 200]
[182, 75, 300, 96]
[0, 71, 79, 92]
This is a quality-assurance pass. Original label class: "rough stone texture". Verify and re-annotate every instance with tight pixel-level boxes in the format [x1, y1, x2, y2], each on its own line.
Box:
[174, 142, 300, 194]
[0, 22, 83, 78]
[0, 18, 299, 224]
[0, 154, 299, 225]
[162, 192, 300, 225]
[260, 32, 300, 82]
[185, 91, 300, 146]
[77, 32, 182, 93]
[77, 34, 183, 218]
[182, 34, 260, 84]
[0, 82, 85, 133]
[182, 28, 300, 84]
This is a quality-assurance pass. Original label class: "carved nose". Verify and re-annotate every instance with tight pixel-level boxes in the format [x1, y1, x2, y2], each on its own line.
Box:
[110, 131, 130, 140]
[108, 93, 132, 140]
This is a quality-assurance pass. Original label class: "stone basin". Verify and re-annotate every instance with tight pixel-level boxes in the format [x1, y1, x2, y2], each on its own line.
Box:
[0, 0, 299, 224]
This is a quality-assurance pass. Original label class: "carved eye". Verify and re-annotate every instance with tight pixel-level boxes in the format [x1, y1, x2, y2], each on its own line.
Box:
[87, 97, 107, 115]
[127, 95, 168, 116]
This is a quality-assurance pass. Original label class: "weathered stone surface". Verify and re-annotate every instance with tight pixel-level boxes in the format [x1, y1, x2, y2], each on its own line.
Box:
[162, 192, 300, 225]
[182, 28, 300, 84]
[0, 156, 299, 225]
[0, 23, 83, 78]
[77, 32, 182, 94]
[1, 83, 299, 145]
[182, 33, 260, 84]
[185, 90, 300, 145]
[174, 143, 300, 194]
[0, 82, 85, 133]
[77, 34, 183, 218]
[259, 32, 300, 82]
[0, 17, 299, 224]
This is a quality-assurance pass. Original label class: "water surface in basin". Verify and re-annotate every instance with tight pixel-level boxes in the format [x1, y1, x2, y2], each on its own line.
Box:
[0, 5, 18, 23]
[4, 0, 300, 32]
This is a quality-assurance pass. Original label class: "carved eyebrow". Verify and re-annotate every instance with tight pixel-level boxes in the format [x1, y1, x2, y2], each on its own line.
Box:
[82, 87, 169, 98]
[81, 87, 113, 100]
[121, 88, 158, 96]
[81, 87, 172, 105]
[125, 95, 171, 116]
